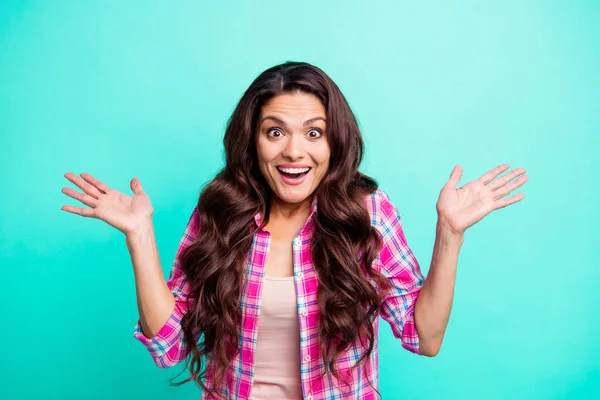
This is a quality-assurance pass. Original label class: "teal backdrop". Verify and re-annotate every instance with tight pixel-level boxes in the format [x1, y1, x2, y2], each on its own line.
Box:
[1, 1, 598, 399]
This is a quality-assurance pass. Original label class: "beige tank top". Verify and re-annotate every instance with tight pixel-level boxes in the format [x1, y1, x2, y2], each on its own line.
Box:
[250, 275, 303, 400]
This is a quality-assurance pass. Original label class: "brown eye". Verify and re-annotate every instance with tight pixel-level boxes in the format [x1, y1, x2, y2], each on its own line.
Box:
[307, 129, 322, 138]
[267, 128, 283, 138]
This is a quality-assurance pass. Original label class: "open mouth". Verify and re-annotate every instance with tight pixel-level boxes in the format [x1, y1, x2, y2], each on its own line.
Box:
[276, 166, 311, 182]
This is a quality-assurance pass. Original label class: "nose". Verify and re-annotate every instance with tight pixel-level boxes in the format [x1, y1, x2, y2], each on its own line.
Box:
[281, 132, 303, 160]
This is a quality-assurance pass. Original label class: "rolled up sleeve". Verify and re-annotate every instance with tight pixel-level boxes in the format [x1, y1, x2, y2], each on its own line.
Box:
[376, 189, 425, 355]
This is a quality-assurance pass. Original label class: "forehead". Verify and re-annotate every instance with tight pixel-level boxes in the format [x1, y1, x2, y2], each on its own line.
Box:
[259, 91, 326, 120]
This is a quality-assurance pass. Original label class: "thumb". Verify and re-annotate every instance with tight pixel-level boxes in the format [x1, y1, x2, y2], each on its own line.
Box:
[446, 165, 462, 189]
[130, 177, 145, 195]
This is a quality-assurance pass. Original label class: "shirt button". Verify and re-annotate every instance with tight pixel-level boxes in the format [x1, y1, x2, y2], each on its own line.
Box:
[297, 271, 304, 278]
[293, 238, 300, 246]
[301, 309, 308, 317]
[307, 396, 313, 400]
[304, 354, 310, 362]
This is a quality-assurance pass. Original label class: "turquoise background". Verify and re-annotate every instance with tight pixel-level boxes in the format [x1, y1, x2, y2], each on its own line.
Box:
[1, 0, 598, 399]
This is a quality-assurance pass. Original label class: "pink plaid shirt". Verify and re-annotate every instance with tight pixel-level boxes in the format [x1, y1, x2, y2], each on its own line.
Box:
[134, 188, 425, 399]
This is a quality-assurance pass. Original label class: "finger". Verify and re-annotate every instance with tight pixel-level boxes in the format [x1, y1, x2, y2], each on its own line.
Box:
[488, 168, 526, 191]
[130, 177, 145, 195]
[445, 165, 462, 189]
[478, 164, 510, 185]
[61, 205, 95, 217]
[64, 172, 102, 199]
[80, 173, 111, 194]
[494, 193, 526, 210]
[61, 187, 98, 208]
[493, 174, 529, 200]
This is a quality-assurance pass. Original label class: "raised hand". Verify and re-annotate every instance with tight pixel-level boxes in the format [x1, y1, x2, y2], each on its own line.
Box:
[436, 164, 528, 235]
[61, 173, 154, 235]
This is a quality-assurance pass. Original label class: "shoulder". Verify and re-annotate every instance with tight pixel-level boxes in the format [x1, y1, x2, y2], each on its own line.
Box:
[185, 205, 202, 237]
[363, 188, 400, 227]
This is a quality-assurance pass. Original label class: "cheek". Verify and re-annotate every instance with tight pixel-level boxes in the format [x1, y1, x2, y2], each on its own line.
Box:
[315, 145, 331, 168]
[256, 142, 281, 179]
[256, 139, 273, 164]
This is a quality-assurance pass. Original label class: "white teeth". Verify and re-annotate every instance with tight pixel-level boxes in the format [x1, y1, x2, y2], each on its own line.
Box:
[277, 167, 310, 174]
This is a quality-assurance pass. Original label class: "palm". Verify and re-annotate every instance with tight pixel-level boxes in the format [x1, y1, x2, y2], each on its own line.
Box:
[436, 164, 528, 234]
[94, 190, 153, 231]
[61, 172, 154, 235]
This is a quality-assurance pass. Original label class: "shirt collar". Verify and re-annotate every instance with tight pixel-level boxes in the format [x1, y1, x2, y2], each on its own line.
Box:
[254, 195, 319, 232]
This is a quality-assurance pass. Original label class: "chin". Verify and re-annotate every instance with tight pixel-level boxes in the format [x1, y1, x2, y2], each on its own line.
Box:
[278, 193, 308, 204]
[274, 188, 311, 204]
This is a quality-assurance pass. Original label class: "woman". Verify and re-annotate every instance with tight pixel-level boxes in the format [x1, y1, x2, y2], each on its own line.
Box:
[61, 61, 528, 400]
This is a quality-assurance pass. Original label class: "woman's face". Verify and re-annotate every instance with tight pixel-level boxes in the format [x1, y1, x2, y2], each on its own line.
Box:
[255, 91, 330, 206]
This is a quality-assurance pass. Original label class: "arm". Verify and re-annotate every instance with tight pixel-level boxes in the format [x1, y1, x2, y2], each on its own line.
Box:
[415, 163, 527, 356]
[415, 164, 527, 355]
[413, 221, 463, 357]
[130, 207, 201, 368]
[128, 220, 176, 339]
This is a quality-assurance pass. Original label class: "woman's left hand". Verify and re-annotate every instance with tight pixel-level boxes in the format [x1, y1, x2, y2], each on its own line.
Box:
[436, 164, 528, 235]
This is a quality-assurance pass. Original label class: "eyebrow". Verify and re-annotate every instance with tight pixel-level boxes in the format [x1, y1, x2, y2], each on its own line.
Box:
[260, 116, 326, 126]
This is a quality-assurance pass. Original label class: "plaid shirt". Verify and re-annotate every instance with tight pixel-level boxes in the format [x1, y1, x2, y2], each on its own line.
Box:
[133, 188, 425, 399]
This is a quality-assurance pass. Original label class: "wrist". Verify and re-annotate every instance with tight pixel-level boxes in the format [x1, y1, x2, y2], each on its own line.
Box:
[125, 219, 154, 241]
[436, 219, 465, 243]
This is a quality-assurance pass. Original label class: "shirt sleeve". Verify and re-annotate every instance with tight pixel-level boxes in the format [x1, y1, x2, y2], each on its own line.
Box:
[132, 206, 201, 368]
[376, 189, 425, 355]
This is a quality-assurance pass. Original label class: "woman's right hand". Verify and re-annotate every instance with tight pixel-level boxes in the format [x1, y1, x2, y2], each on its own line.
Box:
[61, 172, 155, 236]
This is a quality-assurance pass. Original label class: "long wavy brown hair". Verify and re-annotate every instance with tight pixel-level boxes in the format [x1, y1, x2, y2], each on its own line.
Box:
[170, 61, 393, 399]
